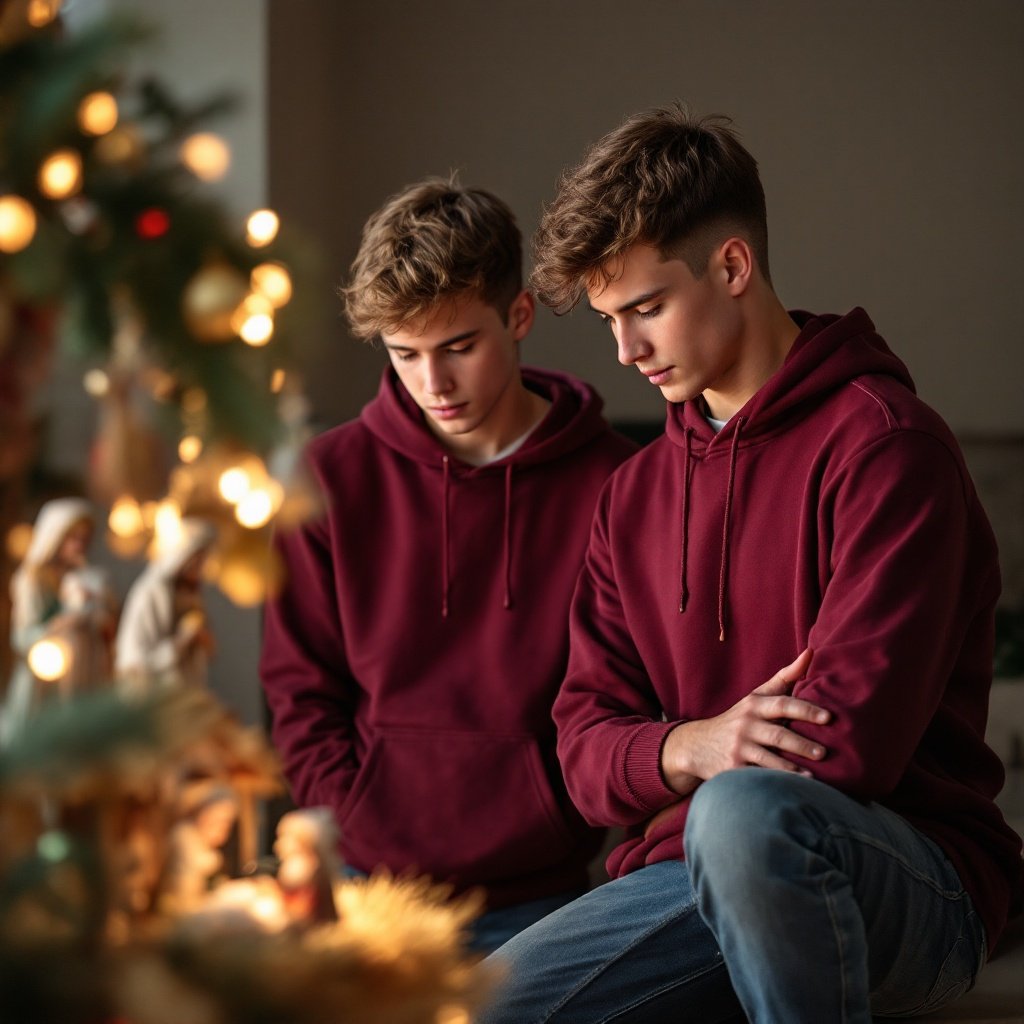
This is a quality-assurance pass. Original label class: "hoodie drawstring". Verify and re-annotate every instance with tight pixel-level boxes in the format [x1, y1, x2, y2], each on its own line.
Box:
[678, 428, 692, 613]
[440, 457, 515, 616]
[441, 456, 451, 618]
[503, 464, 513, 609]
[717, 417, 745, 642]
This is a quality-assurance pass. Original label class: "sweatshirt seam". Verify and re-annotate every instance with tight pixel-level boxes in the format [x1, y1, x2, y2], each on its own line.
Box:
[825, 427, 971, 506]
[850, 379, 896, 430]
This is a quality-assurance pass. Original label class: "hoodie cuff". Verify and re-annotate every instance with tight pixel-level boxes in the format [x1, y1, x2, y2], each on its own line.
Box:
[620, 721, 679, 811]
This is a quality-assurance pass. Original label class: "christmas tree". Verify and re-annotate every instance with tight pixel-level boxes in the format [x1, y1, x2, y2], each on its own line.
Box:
[0, 3, 493, 1019]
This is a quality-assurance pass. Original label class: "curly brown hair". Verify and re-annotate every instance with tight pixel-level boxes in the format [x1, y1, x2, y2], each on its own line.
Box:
[340, 176, 522, 340]
[531, 104, 770, 313]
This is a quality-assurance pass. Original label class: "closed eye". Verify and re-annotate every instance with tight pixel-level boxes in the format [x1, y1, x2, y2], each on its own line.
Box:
[446, 343, 474, 356]
[637, 305, 661, 320]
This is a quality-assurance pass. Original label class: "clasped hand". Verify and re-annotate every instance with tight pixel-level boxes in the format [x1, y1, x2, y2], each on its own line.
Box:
[661, 649, 830, 795]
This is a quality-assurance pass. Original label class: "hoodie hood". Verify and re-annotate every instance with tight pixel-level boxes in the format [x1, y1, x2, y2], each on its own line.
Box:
[361, 365, 613, 471]
[664, 308, 917, 641]
[667, 308, 915, 448]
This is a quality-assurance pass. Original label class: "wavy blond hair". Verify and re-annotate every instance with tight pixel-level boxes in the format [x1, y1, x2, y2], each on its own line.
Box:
[340, 176, 522, 339]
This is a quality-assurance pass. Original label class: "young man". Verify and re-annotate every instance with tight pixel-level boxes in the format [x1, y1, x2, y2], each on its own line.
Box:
[258, 179, 635, 952]
[479, 107, 1023, 1021]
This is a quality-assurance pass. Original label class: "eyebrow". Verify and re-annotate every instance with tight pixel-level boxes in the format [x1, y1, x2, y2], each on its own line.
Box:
[383, 329, 479, 354]
[588, 288, 665, 317]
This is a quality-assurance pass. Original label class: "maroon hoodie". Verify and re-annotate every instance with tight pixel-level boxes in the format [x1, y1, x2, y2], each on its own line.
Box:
[260, 366, 636, 908]
[554, 309, 1023, 951]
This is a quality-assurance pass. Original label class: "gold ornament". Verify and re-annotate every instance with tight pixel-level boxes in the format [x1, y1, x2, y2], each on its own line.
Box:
[93, 124, 146, 169]
[182, 264, 250, 342]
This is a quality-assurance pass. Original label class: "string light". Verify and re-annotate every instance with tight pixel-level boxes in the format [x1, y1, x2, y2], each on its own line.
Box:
[178, 435, 203, 463]
[108, 496, 145, 539]
[38, 149, 83, 200]
[180, 132, 231, 181]
[270, 368, 287, 393]
[0, 195, 37, 253]
[153, 499, 184, 553]
[235, 489, 274, 529]
[245, 209, 279, 247]
[218, 466, 253, 505]
[231, 293, 275, 347]
[82, 369, 110, 397]
[77, 91, 118, 136]
[250, 262, 292, 307]
[27, 638, 70, 682]
[27, 0, 62, 28]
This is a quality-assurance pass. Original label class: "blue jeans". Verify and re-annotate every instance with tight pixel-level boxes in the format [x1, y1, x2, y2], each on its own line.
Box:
[480, 770, 985, 1023]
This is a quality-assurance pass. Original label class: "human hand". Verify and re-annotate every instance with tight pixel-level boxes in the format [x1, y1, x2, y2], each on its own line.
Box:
[661, 649, 829, 792]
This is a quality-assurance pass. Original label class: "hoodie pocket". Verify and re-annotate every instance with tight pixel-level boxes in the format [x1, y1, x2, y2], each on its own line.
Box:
[337, 727, 576, 883]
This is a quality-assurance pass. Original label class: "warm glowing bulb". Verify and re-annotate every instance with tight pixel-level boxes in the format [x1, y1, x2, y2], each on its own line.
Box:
[240, 313, 273, 346]
[218, 467, 251, 505]
[231, 293, 275, 346]
[178, 435, 203, 463]
[245, 209, 279, 247]
[108, 496, 145, 539]
[77, 91, 118, 136]
[235, 489, 274, 529]
[82, 368, 110, 397]
[152, 499, 184, 553]
[250, 262, 292, 307]
[180, 132, 231, 181]
[0, 195, 37, 253]
[38, 149, 83, 200]
[270, 368, 287, 393]
[28, 638, 70, 682]
[27, 0, 61, 28]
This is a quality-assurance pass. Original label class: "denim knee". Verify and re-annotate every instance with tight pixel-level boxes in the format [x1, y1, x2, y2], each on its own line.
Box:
[684, 768, 814, 879]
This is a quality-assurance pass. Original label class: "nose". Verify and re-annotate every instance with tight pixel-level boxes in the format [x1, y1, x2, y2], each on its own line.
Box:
[423, 355, 453, 397]
[615, 321, 652, 367]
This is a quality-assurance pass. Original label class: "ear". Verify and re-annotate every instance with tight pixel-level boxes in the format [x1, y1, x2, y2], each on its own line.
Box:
[507, 289, 535, 341]
[717, 237, 754, 297]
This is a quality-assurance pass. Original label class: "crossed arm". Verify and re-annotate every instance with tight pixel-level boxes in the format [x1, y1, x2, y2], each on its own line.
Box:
[659, 648, 829, 796]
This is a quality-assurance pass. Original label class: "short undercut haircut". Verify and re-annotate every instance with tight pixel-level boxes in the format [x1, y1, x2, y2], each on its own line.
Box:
[531, 104, 770, 313]
[340, 177, 523, 340]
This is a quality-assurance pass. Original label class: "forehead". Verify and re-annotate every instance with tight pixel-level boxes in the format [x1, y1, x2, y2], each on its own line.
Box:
[586, 244, 691, 307]
[382, 293, 497, 349]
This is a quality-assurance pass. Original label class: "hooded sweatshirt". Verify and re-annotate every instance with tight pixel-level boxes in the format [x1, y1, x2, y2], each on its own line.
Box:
[260, 366, 636, 908]
[554, 308, 1023, 952]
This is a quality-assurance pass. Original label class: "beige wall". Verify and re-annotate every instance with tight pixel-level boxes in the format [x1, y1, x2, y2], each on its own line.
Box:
[268, 0, 1024, 437]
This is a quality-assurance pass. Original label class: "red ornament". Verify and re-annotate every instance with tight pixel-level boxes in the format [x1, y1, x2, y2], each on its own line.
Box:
[135, 207, 170, 239]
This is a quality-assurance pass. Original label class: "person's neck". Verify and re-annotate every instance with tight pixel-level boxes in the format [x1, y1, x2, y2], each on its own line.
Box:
[436, 382, 549, 463]
[702, 295, 800, 421]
